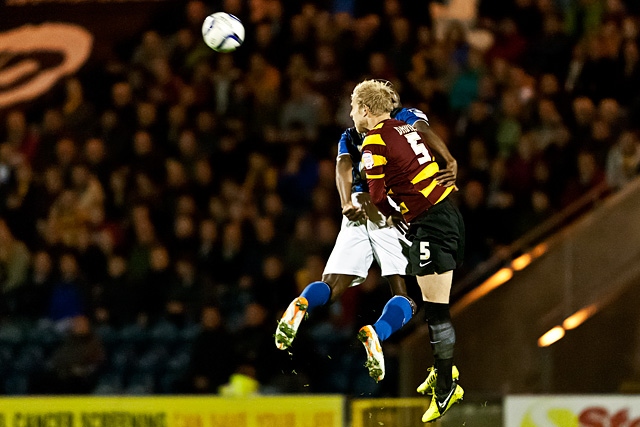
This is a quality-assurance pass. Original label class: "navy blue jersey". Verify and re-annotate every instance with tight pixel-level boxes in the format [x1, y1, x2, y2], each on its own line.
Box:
[337, 107, 428, 194]
[337, 127, 367, 193]
[392, 107, 429, 126]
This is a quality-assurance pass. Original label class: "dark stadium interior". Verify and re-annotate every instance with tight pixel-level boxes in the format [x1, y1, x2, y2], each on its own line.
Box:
[1, 0, 640, 398]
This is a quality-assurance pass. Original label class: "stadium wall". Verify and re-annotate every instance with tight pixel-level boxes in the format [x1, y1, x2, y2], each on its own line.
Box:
[401, 176, 640, 397]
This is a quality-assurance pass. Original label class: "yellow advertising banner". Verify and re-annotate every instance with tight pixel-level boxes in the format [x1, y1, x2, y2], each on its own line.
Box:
[0, 396, 344, 427]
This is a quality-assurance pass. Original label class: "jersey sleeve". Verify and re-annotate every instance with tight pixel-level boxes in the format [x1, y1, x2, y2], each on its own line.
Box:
[337, 129, 352, 157]
[392, 107, 429, 127]
[361, 133, 395, 217]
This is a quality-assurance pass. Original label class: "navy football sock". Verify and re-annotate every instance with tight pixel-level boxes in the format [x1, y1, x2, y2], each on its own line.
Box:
[424, 301, 456, 393]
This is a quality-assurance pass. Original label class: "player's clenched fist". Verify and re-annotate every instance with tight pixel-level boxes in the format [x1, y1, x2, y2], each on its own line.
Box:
[342, 202, 366, 221]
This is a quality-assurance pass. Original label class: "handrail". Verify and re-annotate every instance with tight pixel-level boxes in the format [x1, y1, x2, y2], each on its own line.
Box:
[451, 180, 613, 302]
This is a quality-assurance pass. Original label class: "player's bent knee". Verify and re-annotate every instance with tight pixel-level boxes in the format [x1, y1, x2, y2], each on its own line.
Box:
[322, 274, 360, 301]
[405, 296, 417, 316]
[389, 295, 415, 323]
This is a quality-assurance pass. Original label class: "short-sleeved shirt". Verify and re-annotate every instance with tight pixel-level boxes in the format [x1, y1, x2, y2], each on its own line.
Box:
[337, 107, 428, 194]
[361, 118, 454, 223]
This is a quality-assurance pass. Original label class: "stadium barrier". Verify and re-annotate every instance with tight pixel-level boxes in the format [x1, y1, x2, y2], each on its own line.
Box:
[351, 395, 640, 426]
[351, 398, 501, 427]
[2, 395, 639, 426]
[0, 396, 344, 427]
[351, 397, 426, 427]
[505, 395, 640, 427]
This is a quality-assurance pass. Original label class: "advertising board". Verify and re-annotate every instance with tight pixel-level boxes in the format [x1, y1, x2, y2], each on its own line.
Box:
[505, 395, 640, 427]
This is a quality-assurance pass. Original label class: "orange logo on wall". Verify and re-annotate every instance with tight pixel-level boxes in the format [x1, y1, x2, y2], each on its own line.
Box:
[0, 23, 93, 109]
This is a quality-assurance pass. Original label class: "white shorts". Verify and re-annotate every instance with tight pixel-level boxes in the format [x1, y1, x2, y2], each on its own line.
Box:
[323, 192, 409, 285]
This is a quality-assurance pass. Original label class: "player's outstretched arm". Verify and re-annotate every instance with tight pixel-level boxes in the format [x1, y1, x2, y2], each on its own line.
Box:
[414, 121, 457, 188]
[336, 154, 364, 221]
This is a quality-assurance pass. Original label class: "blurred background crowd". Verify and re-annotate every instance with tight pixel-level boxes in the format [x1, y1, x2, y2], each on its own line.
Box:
[1, 0, 640, 397]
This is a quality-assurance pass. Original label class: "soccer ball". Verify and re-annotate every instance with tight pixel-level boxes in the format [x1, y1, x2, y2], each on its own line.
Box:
[201, 12, 245, 53]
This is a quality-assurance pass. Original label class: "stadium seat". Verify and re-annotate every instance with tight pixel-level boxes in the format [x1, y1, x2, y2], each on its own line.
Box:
[135, 344, 169, 374]
[158, 371, 182, 394]
[165, 345, 191, 373]
[118, 323, 150, 346]
[95, 323, 120, 348]
[93, 371, 124, 395]
[109, 343, 138, 373]
[12, 344, 45, 374]
[24, 320, 61, 351]
[0, 322, 25, 347]
[149, 320, 179, 346]
[0, 345, 14, 376]
[178, 322, 201, 343]
[125, 372, 155, 394]
[4, 373, 29, 395]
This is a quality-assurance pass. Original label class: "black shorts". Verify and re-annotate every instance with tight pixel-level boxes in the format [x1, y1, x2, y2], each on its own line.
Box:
[405, 198, 465, 276]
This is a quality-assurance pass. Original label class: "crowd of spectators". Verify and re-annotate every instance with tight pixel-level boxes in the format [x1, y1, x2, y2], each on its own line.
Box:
[2, 0, 640, 396]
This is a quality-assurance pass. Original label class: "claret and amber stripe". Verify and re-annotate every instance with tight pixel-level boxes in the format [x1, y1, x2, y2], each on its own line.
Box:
[367, 173, 385, 179]
[363, 133, 386, 146]
[362, 118, 454, 222]
[410, 162, 439, 184]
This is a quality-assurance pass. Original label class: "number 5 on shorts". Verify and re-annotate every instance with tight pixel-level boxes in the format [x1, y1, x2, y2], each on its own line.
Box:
[420, 241, 430, 260]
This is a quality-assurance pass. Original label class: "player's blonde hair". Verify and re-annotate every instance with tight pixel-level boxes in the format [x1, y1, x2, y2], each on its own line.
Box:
[351, 79, 396, 115]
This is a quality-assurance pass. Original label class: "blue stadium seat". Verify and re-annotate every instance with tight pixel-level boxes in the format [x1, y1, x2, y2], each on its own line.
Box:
[125, 372, 155, 394]
[155, 345, 191, 393]
[95, 323, 120, 348]
[149, 320, 179, 346]
[4, 373, 29, 395]
[135, 344, 169, 374]
[24, 320, 61, 351]
[158, 371, 182, 394]
[165, 345, 191, 373]
[0, 345, 14, 376]
[0, 322, 25, 347]
[118, 323, 150, 346]
[12, 344, 45, 374]
[109, 343, 138, 373]
[178, 323, 201, 343]
[93, 371, 124, 395]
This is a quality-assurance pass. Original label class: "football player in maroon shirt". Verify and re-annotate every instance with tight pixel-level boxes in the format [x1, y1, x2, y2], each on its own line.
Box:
[351, 79, 465, 422]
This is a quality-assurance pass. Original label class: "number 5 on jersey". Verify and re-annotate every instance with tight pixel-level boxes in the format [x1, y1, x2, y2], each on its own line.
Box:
[405, 131, 431, 165]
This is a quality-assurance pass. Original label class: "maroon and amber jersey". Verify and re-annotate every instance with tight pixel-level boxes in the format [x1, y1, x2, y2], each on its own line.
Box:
[361, 119, 454, 223]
